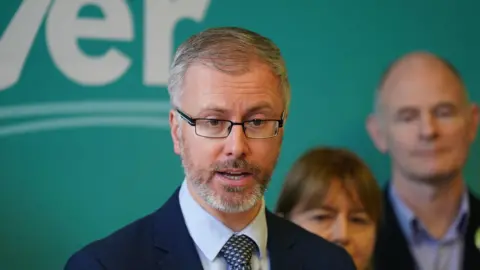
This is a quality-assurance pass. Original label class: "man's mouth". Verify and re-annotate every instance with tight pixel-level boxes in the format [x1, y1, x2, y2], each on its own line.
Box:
[216, 170, 253, 180]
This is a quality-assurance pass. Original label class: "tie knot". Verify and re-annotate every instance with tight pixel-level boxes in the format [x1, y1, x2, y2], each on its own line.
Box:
[220, 234, 258, 268]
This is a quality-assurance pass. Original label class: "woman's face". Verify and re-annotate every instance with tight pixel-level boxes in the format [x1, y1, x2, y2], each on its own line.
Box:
[289, 180, 377, 270]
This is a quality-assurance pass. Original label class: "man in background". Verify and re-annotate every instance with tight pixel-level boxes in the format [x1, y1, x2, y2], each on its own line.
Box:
[64, 26, 355, 270]
[366, 51, 480, 270]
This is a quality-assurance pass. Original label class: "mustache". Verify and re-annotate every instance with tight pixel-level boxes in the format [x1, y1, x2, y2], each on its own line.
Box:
[212, 159, 261, 175]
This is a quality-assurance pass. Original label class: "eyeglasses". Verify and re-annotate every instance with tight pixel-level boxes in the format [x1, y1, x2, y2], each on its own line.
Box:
[176, 109, 284, 139]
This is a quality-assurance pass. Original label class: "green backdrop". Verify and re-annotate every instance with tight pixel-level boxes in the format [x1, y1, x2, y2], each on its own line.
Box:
[1, 1, 478, 269]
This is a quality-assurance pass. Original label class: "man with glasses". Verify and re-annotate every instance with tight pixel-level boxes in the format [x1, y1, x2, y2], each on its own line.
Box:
[64, 27, 355, 270]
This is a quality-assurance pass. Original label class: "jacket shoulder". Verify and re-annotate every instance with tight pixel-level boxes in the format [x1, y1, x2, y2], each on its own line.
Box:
[64, 210, 157, 270]
[267, 212, 356, 269]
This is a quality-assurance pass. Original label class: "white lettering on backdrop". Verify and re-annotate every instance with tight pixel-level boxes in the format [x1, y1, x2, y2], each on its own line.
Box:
[0, 0, 211, 137]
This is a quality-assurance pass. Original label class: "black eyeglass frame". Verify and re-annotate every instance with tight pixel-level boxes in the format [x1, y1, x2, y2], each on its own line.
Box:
[175, 108, 285, 139]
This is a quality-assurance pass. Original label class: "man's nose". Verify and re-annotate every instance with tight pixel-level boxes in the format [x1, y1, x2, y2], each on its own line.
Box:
[418, 113, 439, 141]
[224, 124, 250, 158]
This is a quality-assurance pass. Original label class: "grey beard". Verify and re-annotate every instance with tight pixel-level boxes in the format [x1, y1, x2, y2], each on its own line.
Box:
[179, 138, 268, 213]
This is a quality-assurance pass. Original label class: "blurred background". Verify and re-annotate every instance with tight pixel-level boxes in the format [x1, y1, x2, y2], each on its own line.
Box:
[0, 0, 478, 269]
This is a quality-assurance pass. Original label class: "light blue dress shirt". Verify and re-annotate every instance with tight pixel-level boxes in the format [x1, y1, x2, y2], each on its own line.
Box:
[178, 180, 270, 270]
[389, 184, 469, 270]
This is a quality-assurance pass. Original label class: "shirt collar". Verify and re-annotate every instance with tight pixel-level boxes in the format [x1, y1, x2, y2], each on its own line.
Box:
[178, 180, 268, 261]
[389, 183, 470, 243]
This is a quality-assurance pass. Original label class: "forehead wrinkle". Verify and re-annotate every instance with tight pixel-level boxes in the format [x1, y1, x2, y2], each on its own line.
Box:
[196, 60, 283, 99]
[184, 67, 282, 115]
[196, 100, 277, 118]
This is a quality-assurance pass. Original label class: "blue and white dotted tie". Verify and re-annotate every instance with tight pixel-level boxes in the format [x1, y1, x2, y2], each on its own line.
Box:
[220, 234, 257, 270]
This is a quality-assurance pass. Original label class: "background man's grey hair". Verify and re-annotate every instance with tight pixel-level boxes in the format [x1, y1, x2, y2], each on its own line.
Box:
[167, 27, 291, 116]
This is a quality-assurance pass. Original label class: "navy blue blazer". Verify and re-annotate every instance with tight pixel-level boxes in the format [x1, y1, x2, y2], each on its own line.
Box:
[64, 187, 356, 270]
[374, 187, 480, 270]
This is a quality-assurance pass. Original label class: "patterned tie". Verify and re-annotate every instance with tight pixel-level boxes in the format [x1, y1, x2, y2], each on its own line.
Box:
[220, 234, 258, 270]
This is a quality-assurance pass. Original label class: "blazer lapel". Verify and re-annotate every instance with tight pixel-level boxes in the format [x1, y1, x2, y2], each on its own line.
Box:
[462, 192, 480, 270]
[374, 187, 416, 270]
[152, 187, 204, 270]
[265, 211, 303, 270]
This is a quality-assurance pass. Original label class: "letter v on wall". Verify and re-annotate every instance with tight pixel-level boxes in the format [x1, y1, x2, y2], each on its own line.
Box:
[0, 0, 53, 91]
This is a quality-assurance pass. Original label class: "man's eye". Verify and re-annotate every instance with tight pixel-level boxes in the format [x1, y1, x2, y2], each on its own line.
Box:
[205, 119, 220, 126]
[248, 119, 266, 127]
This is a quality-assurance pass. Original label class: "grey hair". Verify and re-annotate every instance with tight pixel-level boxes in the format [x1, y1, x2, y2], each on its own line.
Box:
[167, 27, 290, 114]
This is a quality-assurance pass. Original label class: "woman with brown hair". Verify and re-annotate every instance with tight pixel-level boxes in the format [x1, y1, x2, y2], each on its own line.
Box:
[275, 147, 382, 270]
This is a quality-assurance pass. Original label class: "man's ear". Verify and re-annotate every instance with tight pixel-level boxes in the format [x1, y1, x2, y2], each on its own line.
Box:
[366, 113, 388, 153]
[281, 111, 289, 130]
[468, 103, 479, 143]
[169, 109, 181, 155]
